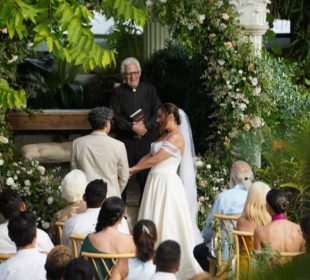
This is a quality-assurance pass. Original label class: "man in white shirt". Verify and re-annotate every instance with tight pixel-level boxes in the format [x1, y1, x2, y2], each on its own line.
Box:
[151, 240, 180, 280]
[62, 179, 129, 247]
[0, 211, 47, 280]
[0, 189, 54, 254]
[194, 160, 254, 271]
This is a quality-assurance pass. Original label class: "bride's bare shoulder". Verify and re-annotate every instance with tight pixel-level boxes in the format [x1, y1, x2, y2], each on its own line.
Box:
[166, 132, 184, 151]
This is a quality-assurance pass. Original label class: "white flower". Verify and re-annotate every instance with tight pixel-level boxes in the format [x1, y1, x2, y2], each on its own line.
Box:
[14, 175, 18, 180]
[0, 136, 9, 144]
[12, 162, 18, 167]
[16, 170, 20, 175]
[250, 77, 258, 86]
[239, 103, 247, 111]
[206, 164, 211, 169]
[217, 59, 225, 65]
[27, 42, 34, 48]
[198, 14, 205, 24]
[195, 160, 204, 168]
[1, 28, 8, 34]
[24, 180, 31, 186]
[159, 0, 167, 3]
[36, 166, 45, 175]
[7, 55, 18, 64]
[42, 221, 50, 229]
[187, 23, 194, 30]
[6, 177, 14, 186]
[27, 170, 33, 175]
[253, 86, 261, 96]
[0, 159, 3, 166]
[47, 197, 54, 205]
[251, 116, 263, 129]
[238, 70, 243, 75]
[145, 0, 153, 6]
[221, 13, 229, 20]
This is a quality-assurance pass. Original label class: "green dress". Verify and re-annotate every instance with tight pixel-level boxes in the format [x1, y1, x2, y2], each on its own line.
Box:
[80, 235, 113, 280]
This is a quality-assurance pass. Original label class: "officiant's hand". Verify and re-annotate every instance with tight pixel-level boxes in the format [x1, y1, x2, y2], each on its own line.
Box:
[132, 121, 147, 136]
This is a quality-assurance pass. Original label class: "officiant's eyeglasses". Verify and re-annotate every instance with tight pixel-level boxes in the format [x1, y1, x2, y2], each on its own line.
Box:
[124, 71, 140, 77]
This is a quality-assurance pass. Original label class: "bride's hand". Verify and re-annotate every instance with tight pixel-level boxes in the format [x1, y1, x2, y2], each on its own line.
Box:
[129, 166, 137, 176]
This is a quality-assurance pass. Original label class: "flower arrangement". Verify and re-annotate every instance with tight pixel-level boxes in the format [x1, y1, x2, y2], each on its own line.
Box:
[195, 154, 229, 228]
[0, 113, 64, 230]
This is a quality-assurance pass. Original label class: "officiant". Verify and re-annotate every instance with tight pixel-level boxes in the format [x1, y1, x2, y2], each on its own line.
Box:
[110, 57, 161, 203]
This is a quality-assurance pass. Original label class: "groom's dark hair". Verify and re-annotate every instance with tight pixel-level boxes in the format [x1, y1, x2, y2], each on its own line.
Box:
[154, 240, 181, 273]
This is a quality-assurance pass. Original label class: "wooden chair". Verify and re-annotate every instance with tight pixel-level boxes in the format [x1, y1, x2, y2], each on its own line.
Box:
[55, 221, 65, 245]
[69, 233, 85, 257]
[81, 252, 135, 280]
[0, 253, 14, 263]
[208, 214, 240, 278]
[232, 230, 254, 280]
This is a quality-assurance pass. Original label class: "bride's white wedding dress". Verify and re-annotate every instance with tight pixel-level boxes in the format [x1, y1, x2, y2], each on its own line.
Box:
[138, 140, 202, 280]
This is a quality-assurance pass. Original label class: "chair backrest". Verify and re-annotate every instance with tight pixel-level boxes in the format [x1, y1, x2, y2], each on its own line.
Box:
[81, 252, 136, 280]
[232, 230, 254, 280]
[69, 234, 85, 257]
[213, 214, 239, 263]
[0, 254, 14, 263]
[55, 221, 65, 245]
[207, 214, 239, 279]
[253, 250, 304, 266]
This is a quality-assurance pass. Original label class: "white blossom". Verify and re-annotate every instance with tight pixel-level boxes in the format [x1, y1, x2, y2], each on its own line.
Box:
[239, 103, 247, 111]
[42, 221, 50, 229]
[195, 160, 204, 168]
[217, 59, 225, 65]
[253, 86, 261, 96]
[7, 55, 18, 64]
[206, 164, 211, 169]
[0, 159, 3, 166]
[160, 0, 167, 3]
[0, 136, 9, 144]
[198, 14, 205, 24]
[24, 180, 31, 186]
[14, 175, 18, 180]
[6, 177, 14, 186]
[27, 170, 33, 175]
[47, 197, 54, 205]
[36, 165, 45, 175]
[250, 77, 258, 86]
[251, 116, 263, 129]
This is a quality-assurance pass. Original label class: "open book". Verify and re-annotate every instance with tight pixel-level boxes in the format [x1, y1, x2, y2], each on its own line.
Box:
[130, 109, 144, 122]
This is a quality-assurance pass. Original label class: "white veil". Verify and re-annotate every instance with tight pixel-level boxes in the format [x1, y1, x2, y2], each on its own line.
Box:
[178, 109, 202, 243]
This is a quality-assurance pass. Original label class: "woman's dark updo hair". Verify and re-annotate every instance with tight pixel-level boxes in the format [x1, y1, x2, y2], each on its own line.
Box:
[157, 103, 180, 125]
[266, 189, 289, 214]
[95, 197, 125, 232]
[133, 220, 157, 262]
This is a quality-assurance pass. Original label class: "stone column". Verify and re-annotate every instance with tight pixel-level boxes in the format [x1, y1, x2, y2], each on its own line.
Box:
[143, 21, 170, 59]
[230, 0, 270, 54]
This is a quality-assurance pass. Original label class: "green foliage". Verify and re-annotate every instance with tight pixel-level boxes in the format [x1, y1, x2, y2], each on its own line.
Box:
[256, 120, 310, 219]
[0, 113, 64, 229]
[0, 79, 26, 112]
[0, 0, 147, 111]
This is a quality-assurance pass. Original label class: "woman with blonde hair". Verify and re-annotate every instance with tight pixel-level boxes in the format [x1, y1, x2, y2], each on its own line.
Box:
[236, 181, 271, 232]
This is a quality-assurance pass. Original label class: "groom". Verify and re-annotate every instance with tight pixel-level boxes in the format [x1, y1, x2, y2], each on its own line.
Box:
[110, 57, 161, 203]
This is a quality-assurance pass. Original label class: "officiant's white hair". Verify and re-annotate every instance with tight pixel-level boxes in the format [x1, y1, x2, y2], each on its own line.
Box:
[120, 57, 141, 74]
[61, 169, 88, 203]
[229, 160, 253, 190]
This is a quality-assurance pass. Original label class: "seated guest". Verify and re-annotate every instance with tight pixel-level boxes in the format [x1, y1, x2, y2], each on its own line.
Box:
[45, 245, 72, 280]
[80, 197, 135, 279]
[151, 240, 181, 280]
[236, 181, 271, 233]
[110, 219, 157, 280]
[63, 257, 95, 280]
[62, 179, 129, 247]
[50, 169, 88, 244]
[194, 160, 254, 271]
[0, 211, 47, 280]
[254, 189, 305, 252]
[0, 189, 53, 254]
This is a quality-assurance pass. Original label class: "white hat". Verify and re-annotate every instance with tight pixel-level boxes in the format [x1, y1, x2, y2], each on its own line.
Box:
[61, 169, 88, 203]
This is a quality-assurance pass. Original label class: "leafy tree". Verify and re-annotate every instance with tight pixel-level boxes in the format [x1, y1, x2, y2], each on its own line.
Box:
[0, 0, 146, 112]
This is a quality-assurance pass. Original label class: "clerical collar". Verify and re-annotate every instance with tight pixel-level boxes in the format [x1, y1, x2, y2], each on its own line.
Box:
[272, 213, 286, 222]
[132, 88, 136, 92]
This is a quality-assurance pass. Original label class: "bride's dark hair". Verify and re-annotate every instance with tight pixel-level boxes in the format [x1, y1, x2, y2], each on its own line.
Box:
[157, 103, 180, 125]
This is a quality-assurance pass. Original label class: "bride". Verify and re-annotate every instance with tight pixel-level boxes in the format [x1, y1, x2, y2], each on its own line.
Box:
[129, 103, 202, 279]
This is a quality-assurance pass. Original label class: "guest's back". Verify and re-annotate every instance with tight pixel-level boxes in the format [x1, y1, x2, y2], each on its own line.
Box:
[254, 189, 305, 252]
